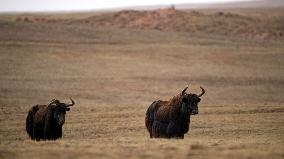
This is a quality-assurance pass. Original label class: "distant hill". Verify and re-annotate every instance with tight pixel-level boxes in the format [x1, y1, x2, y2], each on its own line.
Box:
[13, 1, 284, 40]
[70, 7, 283, 40]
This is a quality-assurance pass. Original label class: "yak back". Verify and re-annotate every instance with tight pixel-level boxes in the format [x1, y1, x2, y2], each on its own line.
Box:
[154, 93, 183, 123]
[33, 104, 55, 125]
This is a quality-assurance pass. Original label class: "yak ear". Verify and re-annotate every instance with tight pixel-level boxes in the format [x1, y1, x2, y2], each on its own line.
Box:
[66, 108, 70, 111]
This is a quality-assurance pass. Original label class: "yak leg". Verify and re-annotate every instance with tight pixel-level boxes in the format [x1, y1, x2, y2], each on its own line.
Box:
[26, 111, 34, 139]
[33, 125, 44, 141]
[151, 120, 158, 138]
[44, 129, 52, 140]
[145, 111, 153, 138]
[152, 120, 164, 138]
[167, 121, 180, 138]
[54, 125, 62, 139]
[151, 120, 169, 138]
[44, 122, 53, 140]
[145, 101, 159, 138]
[177, 134, 184, 139]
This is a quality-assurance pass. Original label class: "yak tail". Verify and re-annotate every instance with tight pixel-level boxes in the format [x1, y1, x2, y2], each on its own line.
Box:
[145, 101, 158, 138]
[26, 105, 38, 139]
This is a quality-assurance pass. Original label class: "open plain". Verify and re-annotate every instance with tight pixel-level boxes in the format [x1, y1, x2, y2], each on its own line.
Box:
[0, 6, 284, 159]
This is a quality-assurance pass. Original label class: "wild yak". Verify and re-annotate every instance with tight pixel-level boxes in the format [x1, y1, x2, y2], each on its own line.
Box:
[26, 98, 75, 141]
[145, 86, 205, 139]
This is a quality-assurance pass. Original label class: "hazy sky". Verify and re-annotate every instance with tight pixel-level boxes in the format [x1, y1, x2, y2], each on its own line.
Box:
[0, 0, 254, 12]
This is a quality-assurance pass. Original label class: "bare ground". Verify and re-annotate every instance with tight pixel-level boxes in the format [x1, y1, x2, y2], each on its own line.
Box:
[0, 8, 284, 159]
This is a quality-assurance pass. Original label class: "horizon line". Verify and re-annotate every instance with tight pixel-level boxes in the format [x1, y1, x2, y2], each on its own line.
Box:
[0, 0, 261, 13]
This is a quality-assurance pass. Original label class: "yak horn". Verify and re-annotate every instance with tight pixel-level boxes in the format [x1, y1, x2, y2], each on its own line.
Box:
[66, 98, 75, 107]
[181, 86, 188, 95]
[198, 87, 205, 97]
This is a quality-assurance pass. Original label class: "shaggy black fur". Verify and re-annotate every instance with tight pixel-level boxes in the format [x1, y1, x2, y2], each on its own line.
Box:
[145, 86, 205, 139]
[26, 99, 74, 141]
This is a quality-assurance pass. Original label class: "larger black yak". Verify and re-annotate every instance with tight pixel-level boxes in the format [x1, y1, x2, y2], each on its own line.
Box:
[26, 98, 75, 141]
[145, 86, 205, 139]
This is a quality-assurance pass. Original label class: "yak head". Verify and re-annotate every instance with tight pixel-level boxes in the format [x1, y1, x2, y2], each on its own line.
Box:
[181, 86, 205, 116]
[48, 98, 75, 125]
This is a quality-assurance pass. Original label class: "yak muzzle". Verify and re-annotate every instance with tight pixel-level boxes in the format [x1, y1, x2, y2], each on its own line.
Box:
[57, 116, 65, 125]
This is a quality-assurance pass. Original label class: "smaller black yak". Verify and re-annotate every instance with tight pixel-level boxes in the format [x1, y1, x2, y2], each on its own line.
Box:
[145, 86, 205, 139]
[26, 98, 75, 141]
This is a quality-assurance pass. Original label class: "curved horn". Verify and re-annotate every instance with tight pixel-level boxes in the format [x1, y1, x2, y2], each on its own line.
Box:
[181, 86, 188, 95]
[198, 86, 205, 97]
[66, 98, 75, 107]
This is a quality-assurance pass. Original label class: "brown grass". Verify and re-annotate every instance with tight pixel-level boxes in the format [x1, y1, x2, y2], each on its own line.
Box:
[0, 7, 284, 159]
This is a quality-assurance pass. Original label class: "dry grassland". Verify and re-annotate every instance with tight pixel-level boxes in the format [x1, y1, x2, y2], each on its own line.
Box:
[0, 8, 284, 159]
